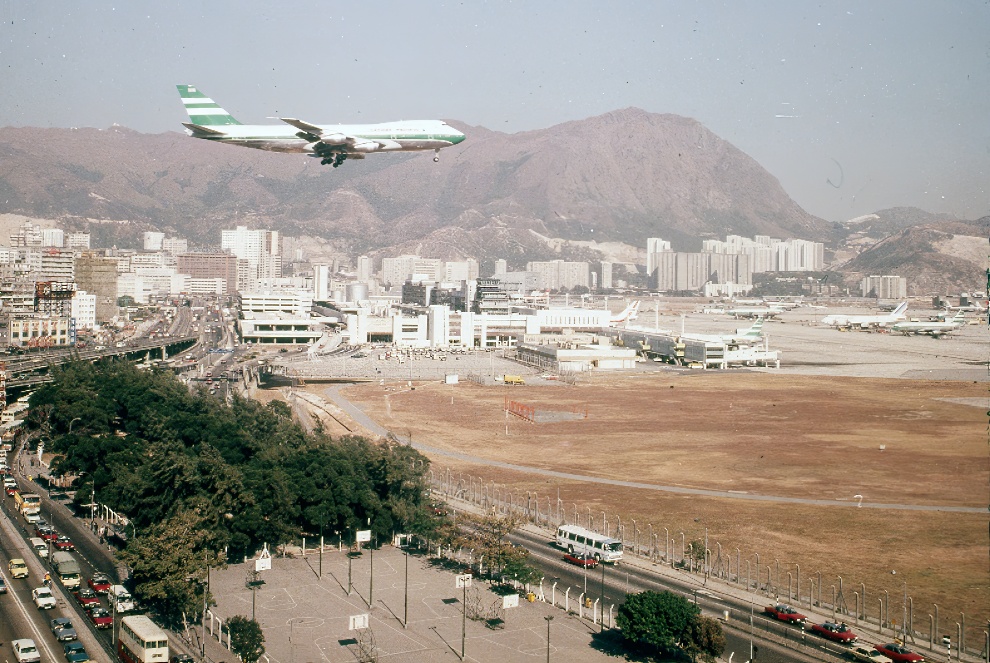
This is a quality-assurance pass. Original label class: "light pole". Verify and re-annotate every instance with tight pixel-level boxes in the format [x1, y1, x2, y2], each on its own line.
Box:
[545, 615, 554, 663]
[67, 416, 81, 435]
[403, 543, 409, 629]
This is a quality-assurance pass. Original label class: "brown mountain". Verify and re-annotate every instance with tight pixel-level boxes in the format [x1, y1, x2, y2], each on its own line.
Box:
[834, 215, 989, 295]
[0, 110, 829, 267]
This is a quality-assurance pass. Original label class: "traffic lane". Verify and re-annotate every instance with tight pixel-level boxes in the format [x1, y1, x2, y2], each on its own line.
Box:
[9, 471, 123, 659]
[509, 531, 837, 663]
[0, 497, 76, 662]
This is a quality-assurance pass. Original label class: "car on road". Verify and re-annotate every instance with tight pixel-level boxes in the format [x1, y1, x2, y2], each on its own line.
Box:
[63, 641, 90, 662]
[88, 606, 113, 629]
[811, 621, 858, 644]
[563, 552, 598, 568]
[54, 535, 75, 551]
[8, 557, 29, 578]
[849, 647, 894, 663]
[5, 482, 17, 496]
[33, 586, 57, 609]
[50, 617, 78, 642]
[170, 655, 195, 663]
[764, 603, 807, 624]
[12, 639, 41, 663]
[874, 643, 925, 663]
[36, 524, 58, 541]
[74, 587, 101, 610]
[88, 573, 112, 594]
[0, 576, 6, 593]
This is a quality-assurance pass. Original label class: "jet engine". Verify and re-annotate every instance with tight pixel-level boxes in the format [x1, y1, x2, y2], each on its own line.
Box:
[319, 132, 348, 145]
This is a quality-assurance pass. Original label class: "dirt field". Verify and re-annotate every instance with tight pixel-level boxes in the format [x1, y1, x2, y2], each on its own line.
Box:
[333, 371, 989, 632]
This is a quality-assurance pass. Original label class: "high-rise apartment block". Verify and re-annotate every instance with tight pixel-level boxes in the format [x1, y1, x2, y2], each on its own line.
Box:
[525, 260, 590, 291]
[177, 253, 238, 296]
[221, 226, 282, 289]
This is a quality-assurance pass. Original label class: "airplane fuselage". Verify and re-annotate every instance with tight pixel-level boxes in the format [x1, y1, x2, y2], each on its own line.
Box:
[191, 120, 464, 155]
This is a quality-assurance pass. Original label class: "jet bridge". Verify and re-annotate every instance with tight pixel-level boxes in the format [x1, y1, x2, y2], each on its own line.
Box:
[605, 328, 780, 369]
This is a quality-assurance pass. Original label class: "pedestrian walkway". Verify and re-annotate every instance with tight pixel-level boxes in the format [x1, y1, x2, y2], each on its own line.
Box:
[208, 546, 623, 663]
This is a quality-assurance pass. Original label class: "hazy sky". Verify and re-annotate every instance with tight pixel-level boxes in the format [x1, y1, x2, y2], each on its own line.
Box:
[1, 1, 987, 224]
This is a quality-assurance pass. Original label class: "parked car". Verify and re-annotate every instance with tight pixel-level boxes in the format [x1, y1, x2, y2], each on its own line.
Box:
[12, 639, 41, 663]
[563, 552, 598, 568]
[74, 587, 101, 610]
[0, 576, 6, 593]
[811, 621, 858, 644]
[849, 646, 894, 663]
[170, 655, 195, 663]
[54, 536, 75, 551]
[88, 573, 112, 594]
[63, 641, 90, 662]
[874, 643, 925, 663]
[88, 606, 113, 629]
[50, 617, 78, 642]
[33, 586, 57, 609]
[764, 603, 808, 624]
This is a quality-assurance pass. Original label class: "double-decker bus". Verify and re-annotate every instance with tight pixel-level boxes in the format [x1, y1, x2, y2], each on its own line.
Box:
[118, 615, 169, 663]
[556, 525, 623, 563]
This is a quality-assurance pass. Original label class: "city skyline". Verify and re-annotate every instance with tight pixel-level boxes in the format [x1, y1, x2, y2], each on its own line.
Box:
[0, 2, 986, 225]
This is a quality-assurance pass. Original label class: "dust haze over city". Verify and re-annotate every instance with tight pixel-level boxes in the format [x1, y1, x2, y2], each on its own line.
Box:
[1, 1, 987, 223]
[0, 3, 987, 663]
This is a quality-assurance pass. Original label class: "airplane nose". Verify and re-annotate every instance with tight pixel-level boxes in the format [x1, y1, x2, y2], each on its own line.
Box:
[450, 130, 466, 145]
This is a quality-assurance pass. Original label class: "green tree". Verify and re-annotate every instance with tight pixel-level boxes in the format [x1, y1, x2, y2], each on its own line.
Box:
[616, 590, 699, 657]
[683, 615, 726, 663]
[227, 615, 265, 663]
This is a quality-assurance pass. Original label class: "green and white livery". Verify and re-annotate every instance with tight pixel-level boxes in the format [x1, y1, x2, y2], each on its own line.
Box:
[176, 84, 466, 168]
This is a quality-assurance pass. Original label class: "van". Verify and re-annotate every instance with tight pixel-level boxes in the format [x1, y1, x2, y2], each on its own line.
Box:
[29, 537, 48, 559]
[109, 585, 135, 613]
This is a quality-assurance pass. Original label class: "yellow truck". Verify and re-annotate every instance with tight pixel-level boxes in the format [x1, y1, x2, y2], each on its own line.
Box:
[502, 375, 525, 385]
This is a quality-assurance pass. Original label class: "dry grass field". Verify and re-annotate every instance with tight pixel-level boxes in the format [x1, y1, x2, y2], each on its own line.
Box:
[334, 371, 989, 632]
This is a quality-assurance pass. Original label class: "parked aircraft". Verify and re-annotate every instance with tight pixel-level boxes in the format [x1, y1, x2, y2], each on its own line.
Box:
[678, 316, 765, 346]
[890, 311, 966, 337]
[176, 85, 466, 168]
[610, 301, 641, 324]
[726, 306, 784, 319]
[820, 302, 908, 329]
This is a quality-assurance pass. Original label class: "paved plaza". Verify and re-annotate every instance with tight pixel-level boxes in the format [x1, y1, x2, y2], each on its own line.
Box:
[209, 545, 619, 663]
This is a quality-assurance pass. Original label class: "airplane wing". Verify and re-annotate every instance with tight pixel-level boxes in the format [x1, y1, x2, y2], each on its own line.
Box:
[182, 122, 227, 136]
[279, 117, 323, 136]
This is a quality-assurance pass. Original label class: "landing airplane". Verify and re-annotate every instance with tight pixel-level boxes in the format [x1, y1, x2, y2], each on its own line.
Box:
[176, 85, 466, 168]
[890, 311, 965, 337]
[820, 302, 908, 330]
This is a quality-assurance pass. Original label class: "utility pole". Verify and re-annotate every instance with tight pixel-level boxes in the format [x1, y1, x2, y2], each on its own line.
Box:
[600, 559, 606, 632]
[403, 546, 409, 628]
[461, 578, 467, 660]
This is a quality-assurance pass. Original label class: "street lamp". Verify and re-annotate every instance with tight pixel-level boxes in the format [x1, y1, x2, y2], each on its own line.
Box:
[67, 417, 82, 435]
[545, 615, 554, 663]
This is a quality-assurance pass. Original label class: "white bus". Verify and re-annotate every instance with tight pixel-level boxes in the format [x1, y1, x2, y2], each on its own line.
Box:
[118, 615, 169, 663]
[556, 525, 623, 563]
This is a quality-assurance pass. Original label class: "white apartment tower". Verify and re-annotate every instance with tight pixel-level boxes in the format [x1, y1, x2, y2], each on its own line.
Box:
[221, 226, 282, 289]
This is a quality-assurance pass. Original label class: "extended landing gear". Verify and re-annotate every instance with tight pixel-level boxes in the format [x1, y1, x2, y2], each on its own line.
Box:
[320, 153, 348, 168]
[433, 149, 440, 163]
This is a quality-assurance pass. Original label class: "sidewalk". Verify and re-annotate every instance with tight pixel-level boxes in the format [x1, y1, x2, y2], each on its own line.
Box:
[207, 546, 623, 663]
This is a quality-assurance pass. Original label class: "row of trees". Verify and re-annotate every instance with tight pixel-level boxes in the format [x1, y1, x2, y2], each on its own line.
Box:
[29, 360, 443, 626]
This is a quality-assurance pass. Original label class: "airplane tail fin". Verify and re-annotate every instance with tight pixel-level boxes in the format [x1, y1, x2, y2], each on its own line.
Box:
[892, 302, 908, 315]
[176, 85, 242, 126]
